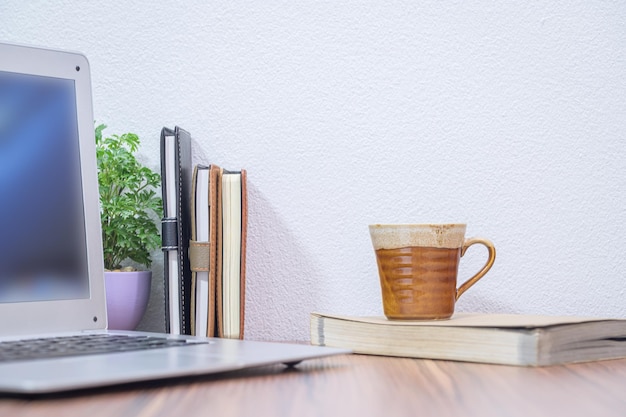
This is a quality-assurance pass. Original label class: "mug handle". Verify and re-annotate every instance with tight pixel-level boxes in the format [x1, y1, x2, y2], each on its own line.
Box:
[455, 237, 496, 301]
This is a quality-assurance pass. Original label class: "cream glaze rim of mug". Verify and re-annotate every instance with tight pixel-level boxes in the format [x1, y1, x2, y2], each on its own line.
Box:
[369, 223, 467, 250]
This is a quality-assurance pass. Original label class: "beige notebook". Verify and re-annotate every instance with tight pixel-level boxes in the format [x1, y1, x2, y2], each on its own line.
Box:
[216, 168, 247, 340]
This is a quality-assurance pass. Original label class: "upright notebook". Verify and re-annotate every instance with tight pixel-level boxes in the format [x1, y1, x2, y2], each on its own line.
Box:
[217, 169, 248, 339]
[160, 126, 193, 335]
[189, 164, 220, 337]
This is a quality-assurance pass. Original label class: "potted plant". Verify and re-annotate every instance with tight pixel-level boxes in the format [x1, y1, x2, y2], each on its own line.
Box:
[95, 124, 162, 330]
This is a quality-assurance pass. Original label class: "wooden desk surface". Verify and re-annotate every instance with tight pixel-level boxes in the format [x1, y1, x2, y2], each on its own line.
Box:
[2, 354, 626, 417]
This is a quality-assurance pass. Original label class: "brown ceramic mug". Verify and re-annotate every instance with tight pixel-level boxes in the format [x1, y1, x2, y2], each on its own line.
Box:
[369, 224, 496, 320]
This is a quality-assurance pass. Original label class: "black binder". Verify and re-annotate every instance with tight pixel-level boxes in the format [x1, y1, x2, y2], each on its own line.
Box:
[160, 126, 193, 335]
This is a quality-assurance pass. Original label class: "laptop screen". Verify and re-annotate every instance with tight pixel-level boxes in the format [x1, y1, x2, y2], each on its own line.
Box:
[0, 70, 90, 303]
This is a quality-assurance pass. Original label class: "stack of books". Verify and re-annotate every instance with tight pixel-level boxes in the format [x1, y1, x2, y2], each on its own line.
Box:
[160, 126, 247, 339]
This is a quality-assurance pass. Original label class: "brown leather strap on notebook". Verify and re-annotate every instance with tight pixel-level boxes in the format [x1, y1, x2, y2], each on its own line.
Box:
[189, 241, 211, 272]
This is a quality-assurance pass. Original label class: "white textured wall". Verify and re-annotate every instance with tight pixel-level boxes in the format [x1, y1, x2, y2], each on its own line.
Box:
[2, 2, 625, 342]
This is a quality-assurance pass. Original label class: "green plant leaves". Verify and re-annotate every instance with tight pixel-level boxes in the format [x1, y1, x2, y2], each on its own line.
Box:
[96, 123, 162, 270]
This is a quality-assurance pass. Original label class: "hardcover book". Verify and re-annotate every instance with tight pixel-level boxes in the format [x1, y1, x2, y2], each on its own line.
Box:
[189, 165, 220, 337]
[160, 126, 193, 335]
[310, 312, 626, 366]
[216, 169, 247, 339]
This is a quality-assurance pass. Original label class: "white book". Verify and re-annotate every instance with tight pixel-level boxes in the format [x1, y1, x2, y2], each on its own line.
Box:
[194, 167, 210, 337]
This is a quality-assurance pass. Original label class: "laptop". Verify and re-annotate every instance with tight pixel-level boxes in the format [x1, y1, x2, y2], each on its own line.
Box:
[0, 41, 348, 394]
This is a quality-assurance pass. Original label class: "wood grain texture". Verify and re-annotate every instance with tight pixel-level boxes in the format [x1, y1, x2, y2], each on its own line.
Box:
[1, 354, 625, 417]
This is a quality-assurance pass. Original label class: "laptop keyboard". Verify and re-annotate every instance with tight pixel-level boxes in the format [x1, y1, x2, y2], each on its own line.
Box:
[0, 334, 208, 362]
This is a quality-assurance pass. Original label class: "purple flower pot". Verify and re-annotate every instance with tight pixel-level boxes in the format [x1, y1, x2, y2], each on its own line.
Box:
[104, 271, 152, 331]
